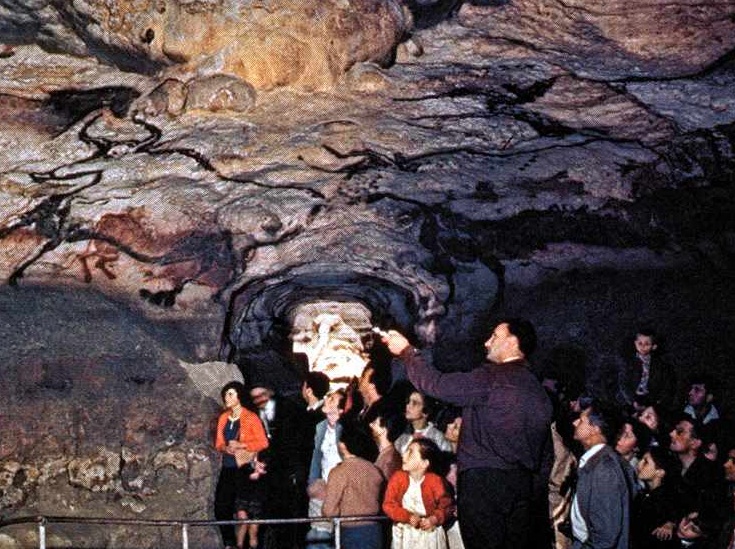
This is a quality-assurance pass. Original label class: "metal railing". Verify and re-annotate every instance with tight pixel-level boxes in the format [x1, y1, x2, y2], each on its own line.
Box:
[0, 514, 390, 549]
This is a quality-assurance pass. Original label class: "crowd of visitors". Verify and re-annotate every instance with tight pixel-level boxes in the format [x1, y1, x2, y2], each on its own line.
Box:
[212, 321, 735, 549]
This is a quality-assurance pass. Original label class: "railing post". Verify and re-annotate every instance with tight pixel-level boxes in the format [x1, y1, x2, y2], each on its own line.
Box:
[0, 514, 387, 549]
[181, 523, 189, 549]
[333, 517, 341, 549]
[38, 517, 46, 549]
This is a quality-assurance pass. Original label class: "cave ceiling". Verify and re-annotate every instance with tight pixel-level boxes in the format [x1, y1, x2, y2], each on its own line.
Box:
[1, 0, 734, 380]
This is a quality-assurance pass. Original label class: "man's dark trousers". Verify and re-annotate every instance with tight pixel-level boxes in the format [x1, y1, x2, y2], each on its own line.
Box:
[458, 467, 533, 549]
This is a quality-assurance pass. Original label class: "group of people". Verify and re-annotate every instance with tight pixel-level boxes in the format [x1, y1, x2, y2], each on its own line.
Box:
[212, 320, 735, 549]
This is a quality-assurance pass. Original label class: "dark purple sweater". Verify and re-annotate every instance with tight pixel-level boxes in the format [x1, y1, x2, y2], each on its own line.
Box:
[399, 348, 552, 473]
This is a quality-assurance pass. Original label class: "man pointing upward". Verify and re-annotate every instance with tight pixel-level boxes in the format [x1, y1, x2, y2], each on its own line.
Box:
[381, 319, 552, 549]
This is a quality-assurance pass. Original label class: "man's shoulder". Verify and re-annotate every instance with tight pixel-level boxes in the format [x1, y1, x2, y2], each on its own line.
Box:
[583, 445, 614, 469]
[340, 458, 382, 478]
[356, 456, 382, 471]
[585, 447, 632, 483]
[492, 358, 538, 378]
[688, 454, 721, 481]
[499, 361, 552, 398]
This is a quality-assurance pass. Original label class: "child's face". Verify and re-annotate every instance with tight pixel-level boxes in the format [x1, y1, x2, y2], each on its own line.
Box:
[636, 451, 660, 482]
[634, 334, 656, 356]
[402, 442, 428, 474]
[615, 423, 638, 456]
[638, 406, 659, 431]
[323, 391, 343, 415]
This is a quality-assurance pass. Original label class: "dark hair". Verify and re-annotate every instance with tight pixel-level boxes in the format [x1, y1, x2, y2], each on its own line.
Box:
[249, 380, 274, 393]
[340, 420, 377, 460]
[699, 422, 720, 450]
[688, 373, 716, 398]
[408, 438, 444, 475]
[635, 326, 658, 344]
[646, 446, 677, 480]
[501, 318, 537, 357]
[363, 365, 392, 397]
[305, 371, 331, 399]
[435, 405, 462, 433]
[641, 403, 672, 439]
[675, 414, 705, 442]
[686, 509, 720, 540]
[221, 381, 247, 405]
[584, 400, 623, 445]
[374, 413, 402, 443]
[632, 420, 652, 451]
[331, 388, 348, 411]
[407, 391, 439, 420]
[616, 417, 649, 452]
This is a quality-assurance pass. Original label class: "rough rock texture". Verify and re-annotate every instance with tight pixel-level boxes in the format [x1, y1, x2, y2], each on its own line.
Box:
[1, 0, 735, 546]
[0, 287, 220, 548]
[457, 0, 735, 79]
[0, 0, 410, 90]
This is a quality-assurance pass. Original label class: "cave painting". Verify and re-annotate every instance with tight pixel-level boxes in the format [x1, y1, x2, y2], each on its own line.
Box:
[77, 210, 150, 283]
[292, 310, 369, 387]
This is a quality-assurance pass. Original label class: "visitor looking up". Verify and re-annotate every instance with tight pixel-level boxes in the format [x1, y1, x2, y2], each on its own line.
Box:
[381, 318, 553, 549]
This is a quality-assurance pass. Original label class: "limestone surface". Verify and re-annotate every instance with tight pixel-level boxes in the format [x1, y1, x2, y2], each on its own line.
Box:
[0, 0, 410, 90]
[1, 0, 734, 545]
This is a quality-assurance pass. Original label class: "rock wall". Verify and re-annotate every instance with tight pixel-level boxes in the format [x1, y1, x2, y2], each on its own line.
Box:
[0, 0, 410, 89]
[0, 0, 735, 545]
[0, 287, 221, 548]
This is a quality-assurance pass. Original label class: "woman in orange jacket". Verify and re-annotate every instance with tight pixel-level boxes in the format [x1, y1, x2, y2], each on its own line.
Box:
[214, 381, 269, 549]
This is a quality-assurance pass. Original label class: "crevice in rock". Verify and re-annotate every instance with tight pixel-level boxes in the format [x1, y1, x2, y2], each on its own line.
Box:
[607, 49, 735, 83]
[319, 144, 403, 177]
[466, 181, 735, 261]
[404, 0, 463, 30]
[45, 87, 141, 134]
[48, 0, 165, 75]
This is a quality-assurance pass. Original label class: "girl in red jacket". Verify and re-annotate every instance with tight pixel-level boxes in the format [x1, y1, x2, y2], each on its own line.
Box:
[383, 438, 453, 549]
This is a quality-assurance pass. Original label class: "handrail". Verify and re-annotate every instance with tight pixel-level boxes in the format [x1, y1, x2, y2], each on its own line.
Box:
[0, 514, 390, 549]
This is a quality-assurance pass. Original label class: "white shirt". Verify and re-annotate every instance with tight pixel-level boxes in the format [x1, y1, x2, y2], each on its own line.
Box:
[394, 423, 453, 454]
[320, 424, 342, 481]
[260, 400, 276, 438]
[571, 443, 605, 543]
[306, 399, 324, 412]
[684, 403, 720, 425]
[402, 475, 427, 515]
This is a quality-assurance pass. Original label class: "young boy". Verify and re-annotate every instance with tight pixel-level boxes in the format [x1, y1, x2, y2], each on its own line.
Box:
[617, 327, 675, 413]
[323, 421, 385, 549]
